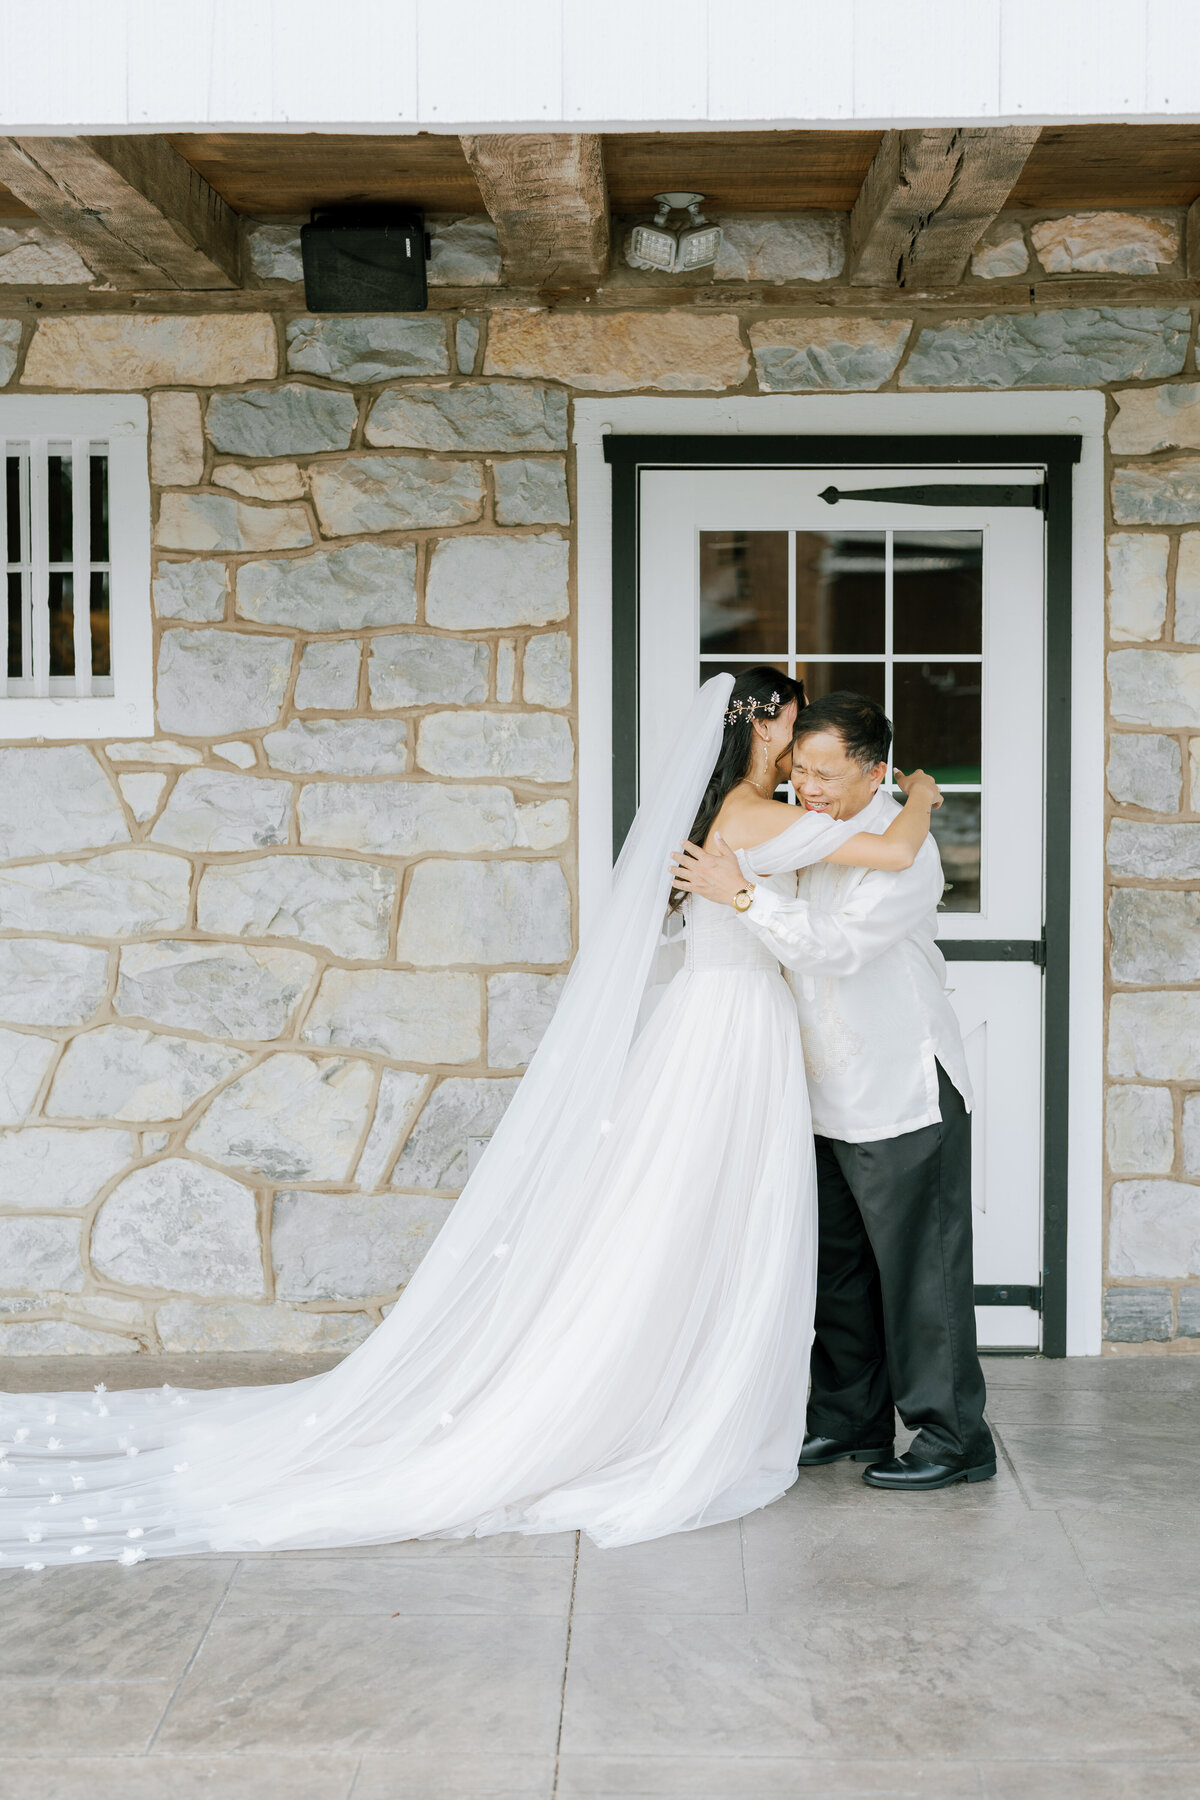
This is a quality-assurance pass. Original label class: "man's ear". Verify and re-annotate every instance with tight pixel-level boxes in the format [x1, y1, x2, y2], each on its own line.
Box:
[867, 761, 888, 790]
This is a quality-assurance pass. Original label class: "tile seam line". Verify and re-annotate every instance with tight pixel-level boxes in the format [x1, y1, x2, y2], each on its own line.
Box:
[1052, 1507, 1109, 1614]
[0, 1674, 184, 1687]
[143, 1554, 240, 1754]
[0, 1750, 1183, 1766]
[986, 1417, 1034, 1510]
[551, 1528, 581, 1798]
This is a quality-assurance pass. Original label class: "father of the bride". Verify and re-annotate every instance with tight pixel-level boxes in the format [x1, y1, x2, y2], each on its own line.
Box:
[672, 691, 995, 1491]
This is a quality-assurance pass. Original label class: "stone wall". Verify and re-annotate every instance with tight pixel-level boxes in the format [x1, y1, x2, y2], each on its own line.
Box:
[1104, 382, 1200, 1351]
[0, 307, 573, 1355]
[0, 202, 1197, 1353]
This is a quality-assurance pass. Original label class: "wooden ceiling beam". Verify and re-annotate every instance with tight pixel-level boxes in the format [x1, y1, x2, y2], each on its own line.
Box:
[1187, 198, 1200, 276]
[459, 133, 609, 287]
[9, 276, 1200, 316]
[0, 136, 241, 289]
[848, 127, 1041, 288]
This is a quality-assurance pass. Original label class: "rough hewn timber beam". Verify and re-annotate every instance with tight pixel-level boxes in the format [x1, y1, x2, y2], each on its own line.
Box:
[1187, 197, 1200, 276]
[848, 127, 1041, 288]
[5, 277, 1200, 318]
[459, 133, 609, 287]
[0, 136, 241, 289]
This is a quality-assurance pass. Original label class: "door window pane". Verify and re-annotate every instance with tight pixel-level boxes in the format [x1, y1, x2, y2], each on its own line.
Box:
[893, 530, 982, 654]
[698, 657, 790, 690]
[930, 794, 981, 912]
[796, 661, 886, 710]
[699, 530, 787, 655]
[795, 530, 885, 653]
[893, 662, 981, 783]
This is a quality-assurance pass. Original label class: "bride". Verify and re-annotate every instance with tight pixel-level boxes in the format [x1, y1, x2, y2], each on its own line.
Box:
[0, 669, 940, 1570]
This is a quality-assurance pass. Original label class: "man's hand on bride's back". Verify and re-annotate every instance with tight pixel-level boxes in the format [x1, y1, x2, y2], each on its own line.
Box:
[670, 834, 747, 907]
[894, 767, 943, 810]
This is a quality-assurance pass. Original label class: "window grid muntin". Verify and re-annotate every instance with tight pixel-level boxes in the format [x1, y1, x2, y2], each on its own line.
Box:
[2, 437, 113, 698]
[786, 529, 796, 672]
[883, 529, 894, 778]
[698, 526, 984, 903]
[697, 525, 983, 783]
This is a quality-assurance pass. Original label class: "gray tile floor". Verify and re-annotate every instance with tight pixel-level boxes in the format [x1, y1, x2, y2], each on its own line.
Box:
[2, 1352, 1199, 1800]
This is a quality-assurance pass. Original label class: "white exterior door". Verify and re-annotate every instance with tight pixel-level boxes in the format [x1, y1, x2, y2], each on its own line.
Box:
[638, 466, 1047, 1350]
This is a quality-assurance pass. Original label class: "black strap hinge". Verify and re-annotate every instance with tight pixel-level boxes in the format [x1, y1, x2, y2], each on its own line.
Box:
[940, 938, 1046, 965]
[819, 482, 1046, 513]
[975, 1284, 1043, 1310]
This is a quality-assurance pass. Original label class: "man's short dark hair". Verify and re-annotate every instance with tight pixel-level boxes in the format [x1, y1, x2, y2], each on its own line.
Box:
[792, 690, 892, 771]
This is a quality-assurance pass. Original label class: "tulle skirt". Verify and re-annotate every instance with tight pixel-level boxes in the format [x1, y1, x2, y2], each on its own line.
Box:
[0, 963, 818, 1565]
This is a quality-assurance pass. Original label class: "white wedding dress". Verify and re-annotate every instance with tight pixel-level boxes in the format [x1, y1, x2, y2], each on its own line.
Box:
[0, 677, 854, 1568]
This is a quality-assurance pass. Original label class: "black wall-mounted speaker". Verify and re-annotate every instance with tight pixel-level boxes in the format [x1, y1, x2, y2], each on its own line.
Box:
[300, 208, 429, 312]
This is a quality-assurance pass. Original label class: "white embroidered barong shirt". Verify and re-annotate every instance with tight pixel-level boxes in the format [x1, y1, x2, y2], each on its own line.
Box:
[737, 790, 973, 1144]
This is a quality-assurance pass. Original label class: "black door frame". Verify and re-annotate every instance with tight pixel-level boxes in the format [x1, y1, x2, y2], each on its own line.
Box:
[602, 432, 1081, 1357]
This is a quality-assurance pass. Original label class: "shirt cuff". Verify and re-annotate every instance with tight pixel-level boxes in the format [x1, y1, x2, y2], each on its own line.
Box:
[744, 885, 785, 927]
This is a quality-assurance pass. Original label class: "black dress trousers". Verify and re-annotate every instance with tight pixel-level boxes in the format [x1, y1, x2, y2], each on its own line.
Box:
[805, 1062, 994, 1466]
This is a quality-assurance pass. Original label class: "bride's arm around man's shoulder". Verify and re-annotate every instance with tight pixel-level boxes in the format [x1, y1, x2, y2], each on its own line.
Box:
[670, 778, 946, 982]
[671, 767, 943, 903]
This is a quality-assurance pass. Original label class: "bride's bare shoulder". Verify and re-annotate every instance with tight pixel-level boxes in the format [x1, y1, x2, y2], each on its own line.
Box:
[706, 791, 794, 851]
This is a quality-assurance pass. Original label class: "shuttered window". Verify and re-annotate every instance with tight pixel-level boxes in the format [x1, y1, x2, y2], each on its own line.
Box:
[0, 397, 150, 737]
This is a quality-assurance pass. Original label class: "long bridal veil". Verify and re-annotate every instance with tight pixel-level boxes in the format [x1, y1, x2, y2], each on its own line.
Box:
[0, 675, 737, 1569]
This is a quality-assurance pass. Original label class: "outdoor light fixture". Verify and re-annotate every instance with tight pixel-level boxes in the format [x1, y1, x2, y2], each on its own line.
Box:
[300, 207, 430, 312]
[627, 193, 722, 274]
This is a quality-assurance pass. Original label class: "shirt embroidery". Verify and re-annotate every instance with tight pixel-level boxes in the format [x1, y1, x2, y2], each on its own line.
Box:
[801, 978, 866, 1083]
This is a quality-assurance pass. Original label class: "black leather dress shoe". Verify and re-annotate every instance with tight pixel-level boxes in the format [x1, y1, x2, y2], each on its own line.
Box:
[799, 1433, 895, 1467]
[861, 1450, 997, 1490]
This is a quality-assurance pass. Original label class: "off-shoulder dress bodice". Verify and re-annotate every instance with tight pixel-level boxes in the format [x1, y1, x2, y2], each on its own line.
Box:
[679, 809, 858, 980]
[683, 892, 783, 974]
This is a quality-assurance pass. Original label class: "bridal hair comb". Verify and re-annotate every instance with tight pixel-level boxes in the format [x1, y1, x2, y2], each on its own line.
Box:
[724, 692, 781, 726]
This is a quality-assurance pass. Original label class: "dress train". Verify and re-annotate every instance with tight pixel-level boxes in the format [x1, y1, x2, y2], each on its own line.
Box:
[0, 677, 848, 1567]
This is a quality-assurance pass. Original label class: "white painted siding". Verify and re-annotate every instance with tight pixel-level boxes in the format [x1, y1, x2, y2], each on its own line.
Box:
[1, 0, 1199, 131]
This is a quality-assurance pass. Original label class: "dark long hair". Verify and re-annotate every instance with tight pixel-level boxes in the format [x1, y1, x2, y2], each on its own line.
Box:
[669, 666, 806, 910]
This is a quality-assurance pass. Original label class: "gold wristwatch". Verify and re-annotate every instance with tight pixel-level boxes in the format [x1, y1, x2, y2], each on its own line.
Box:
[733, 886, 755, 913]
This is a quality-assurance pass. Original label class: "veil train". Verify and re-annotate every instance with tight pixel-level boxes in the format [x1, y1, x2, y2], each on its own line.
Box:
[1, 676, 742, 1568]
